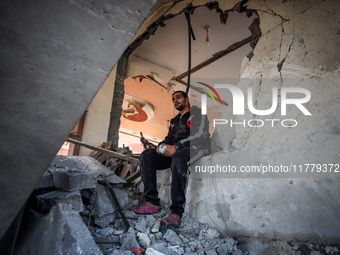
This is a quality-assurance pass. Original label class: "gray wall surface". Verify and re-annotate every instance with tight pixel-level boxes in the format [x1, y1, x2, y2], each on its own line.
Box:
[0, 0, 156, 239]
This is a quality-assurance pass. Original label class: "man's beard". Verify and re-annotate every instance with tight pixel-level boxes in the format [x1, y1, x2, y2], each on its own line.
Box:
[175, 104, 185, 111]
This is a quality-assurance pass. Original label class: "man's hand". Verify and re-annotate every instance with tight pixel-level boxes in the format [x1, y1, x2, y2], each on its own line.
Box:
[162, 144, 177, 157]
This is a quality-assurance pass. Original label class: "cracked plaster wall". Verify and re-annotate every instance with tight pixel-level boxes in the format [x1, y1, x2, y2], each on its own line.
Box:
[186, 0, 340, 244]
[0, 0, 157, 240]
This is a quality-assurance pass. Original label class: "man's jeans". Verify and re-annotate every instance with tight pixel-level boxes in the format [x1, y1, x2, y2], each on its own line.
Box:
[140, 147, 190, 217]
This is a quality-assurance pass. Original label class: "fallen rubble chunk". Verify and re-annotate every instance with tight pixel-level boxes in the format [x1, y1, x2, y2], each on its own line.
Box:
[35, 170, 54, 189]
[137, 232, 151, 248]
[36, 190, 84, 212]
[147, 243, 178, 255]
[13, 204, 102, 255]
[52, 167, 97, 191]
[145, 247, 166, 255]
[206, 228, 220, 239]
[91, 183, 128, 227]
[168, 245, 184, 254]
[163, 229, 184, 246]
[120, 227, 140, 250]
[98, 226, 114, 236]
[204, 248, 218, 255]
[135, 216, 147, 232]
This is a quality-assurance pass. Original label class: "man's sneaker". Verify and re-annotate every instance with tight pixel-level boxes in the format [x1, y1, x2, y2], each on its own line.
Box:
[130, 203, 160, 214]
[160, 214, 181, 233]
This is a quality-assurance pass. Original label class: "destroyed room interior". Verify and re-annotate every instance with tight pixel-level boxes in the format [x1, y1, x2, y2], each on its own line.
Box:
[0, 0, 339, 254]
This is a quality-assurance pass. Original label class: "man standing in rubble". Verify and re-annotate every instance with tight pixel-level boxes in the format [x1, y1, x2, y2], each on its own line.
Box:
[131, 90, 211, 231]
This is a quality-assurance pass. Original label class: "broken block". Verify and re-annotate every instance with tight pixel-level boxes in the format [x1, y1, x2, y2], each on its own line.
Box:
[35, 170, 54, 189]
[36, 190, 84, 212]
[163, 229, 184, 246]
[51, 167, 97, 191]
[91, 183, 128, 227]
[13, 204, 102, 255]
[120, 227, 140, 250]
[51, 155, 126, 184]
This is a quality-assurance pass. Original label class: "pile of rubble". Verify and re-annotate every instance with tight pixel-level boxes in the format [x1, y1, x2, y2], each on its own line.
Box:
[12, 155, 246, 255]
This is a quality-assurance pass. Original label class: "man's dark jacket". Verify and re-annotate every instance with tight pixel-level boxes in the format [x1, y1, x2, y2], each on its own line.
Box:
[160, 105, 211, 156]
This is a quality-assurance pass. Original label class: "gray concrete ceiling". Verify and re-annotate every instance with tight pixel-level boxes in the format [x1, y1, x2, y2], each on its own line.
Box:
[133, 6, 254, 79]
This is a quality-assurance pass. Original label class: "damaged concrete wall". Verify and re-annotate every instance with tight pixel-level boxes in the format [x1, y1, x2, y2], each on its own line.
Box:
[0, 0, 157, 239]
[187, 0, 340, 246]
[79, 66, 117, 156]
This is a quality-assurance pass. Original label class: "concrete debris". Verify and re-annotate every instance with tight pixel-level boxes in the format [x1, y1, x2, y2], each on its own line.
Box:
[137, 232, 151, 248]
[145, 247, 166, 255]
[120, 227, 140, 250]
[205, 248, 218, 255]
[51, 166, 97, 191]
[98, 226, 114, 236]
[15, 155, 248, 255]
[35, 170, 54, 189]
[151, 217, 161, 233]
[36, 190, 84, 212]
[163, 229, 184, 246]
[135, 215, 147, 232]
[13, 204, 103, 255]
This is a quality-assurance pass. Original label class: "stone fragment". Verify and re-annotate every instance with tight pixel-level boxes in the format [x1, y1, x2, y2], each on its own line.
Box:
[145, 215, 156, 225]
[110, 250, 132, 255]
[206, 228, 220, 239]
[120, 227, 140, 250]
[149, 234, 156, 244]
[113, 229, 125, 235]
[163, 229, 184, 246]
[36, 190, 84, 212]
[137, 232, 151, 248]
[231, 251, 243, 255]
[135, 216, 147, 233]
[217, 240, 234, 255]
[13, 204, 102, 254]
[51, 167, 97, 191]
[98, 226, 114, 236]
[179, 234, 189, 244]
[92, 183, 128, 227]
[151, 217, 161, 233]
[168, 245, 184, 254]
[35, 170, 54, 189]
[50, 156, 126, 192]
[145, 247, 166, 255]
[204, 248, 218, 255]
[155, 232, 163, 240]
[148, 243, 178, 255]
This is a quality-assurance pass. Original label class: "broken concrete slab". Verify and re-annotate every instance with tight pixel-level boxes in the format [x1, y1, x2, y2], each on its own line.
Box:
[13, 204, 102, 255]
[147, 243, 178, 255]
[135, 216, 147, 233]
[50, 156, 126, 191]
[145, 247, 166, 255]
[137, 232, 151, 248]
[34, 170, 54, 190]
[93, 183, 128, 217]
[94, 213, 117, 229]
[204, 248, 218, 255]
[163, 229, 184, 246]
[51, 167, 97, 191]
[36, 190, 84, 212]
[120, 227, 140, 250]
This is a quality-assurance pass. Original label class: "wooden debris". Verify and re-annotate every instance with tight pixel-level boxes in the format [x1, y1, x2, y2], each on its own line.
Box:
[67, 139, 139, 164]
[120, 164, 131, 179]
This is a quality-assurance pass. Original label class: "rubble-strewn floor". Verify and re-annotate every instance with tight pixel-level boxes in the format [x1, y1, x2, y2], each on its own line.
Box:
[88, 186, 247, 255]
[12, 156, 340, 255]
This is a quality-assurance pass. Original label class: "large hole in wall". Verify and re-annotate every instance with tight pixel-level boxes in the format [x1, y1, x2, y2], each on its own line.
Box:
[118, 4, 261, 152]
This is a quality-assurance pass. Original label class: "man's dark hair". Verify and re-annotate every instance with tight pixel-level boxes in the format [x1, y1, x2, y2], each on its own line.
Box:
[172, 90, 188, 98]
